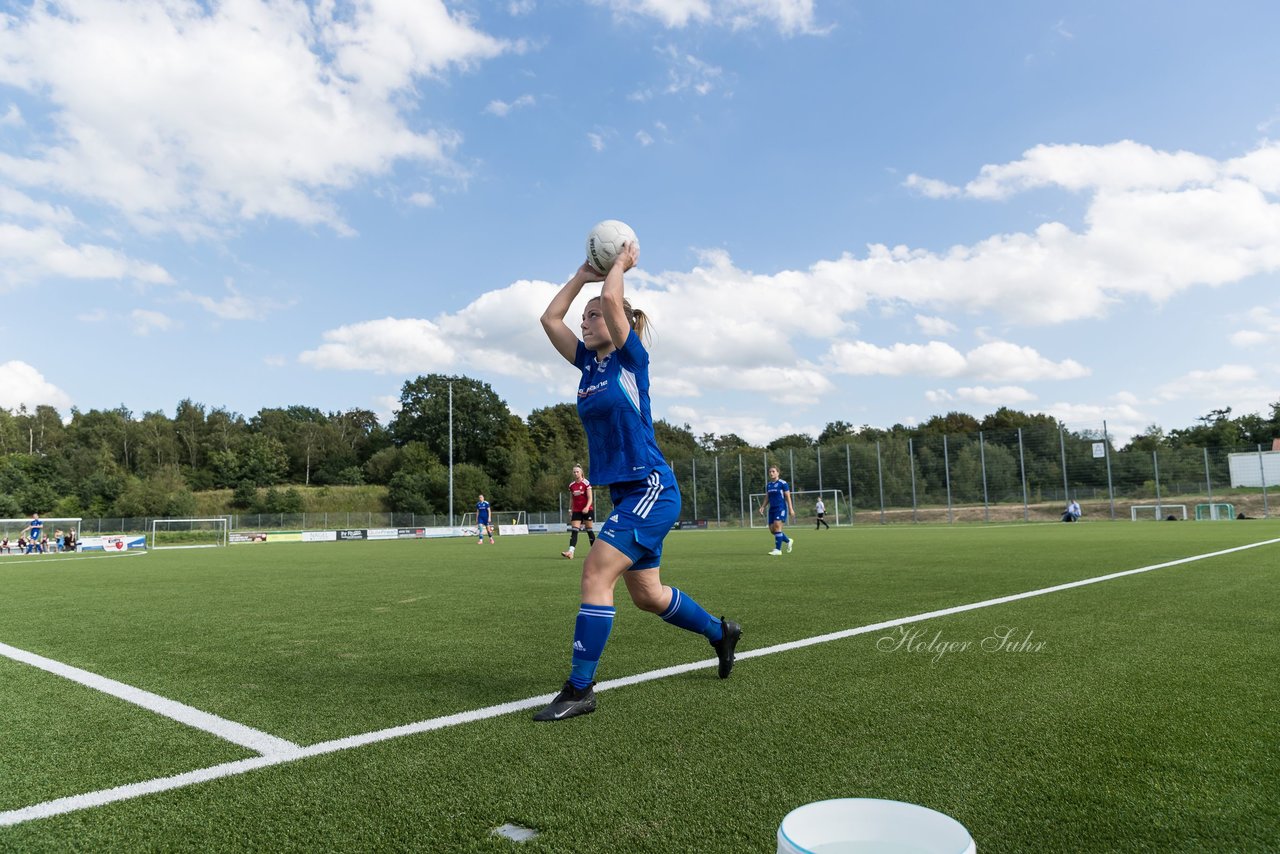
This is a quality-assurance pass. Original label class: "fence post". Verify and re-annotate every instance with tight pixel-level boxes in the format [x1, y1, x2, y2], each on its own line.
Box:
[817, 445, 824, 491]
[876, 440, 886, 525]
[908, 437, 918, 523]
[714, 456, 721, 526]
[692, 458, 698, 520]
[739, 453, 745, 527]
[1153, 451, 1163, 518]
[1103, 421, 1116, 521]
[979, 431, 990, 523]
[1059, 426, 1069, 504]
[1259, 445, 1271, 519]
[943, 434, 954, 524]
[846, 444, 853, 525]
[1018, 428, 1029, 522]
[1203, 447, 1213, 513]
[789, 448, 796, 487]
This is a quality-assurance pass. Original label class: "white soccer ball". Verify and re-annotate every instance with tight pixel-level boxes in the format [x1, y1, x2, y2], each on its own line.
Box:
[585, 220, 639, 274]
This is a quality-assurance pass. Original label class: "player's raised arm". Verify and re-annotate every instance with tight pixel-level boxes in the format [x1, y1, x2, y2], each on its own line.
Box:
[541, 262, 605, 364]
[600, 242, 638, 351]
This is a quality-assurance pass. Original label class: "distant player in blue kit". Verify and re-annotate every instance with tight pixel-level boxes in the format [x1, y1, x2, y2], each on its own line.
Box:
[536, 239, 741, 721]
[758, 466, 795, 556]
[22, 512, 43, 554]
[476, 494, 494, 544]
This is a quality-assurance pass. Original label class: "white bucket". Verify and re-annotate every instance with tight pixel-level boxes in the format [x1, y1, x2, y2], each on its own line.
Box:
[777, 798, 976, 854]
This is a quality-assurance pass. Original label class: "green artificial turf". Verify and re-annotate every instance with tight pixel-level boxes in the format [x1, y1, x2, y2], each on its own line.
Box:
[1, 522, 1277, 851]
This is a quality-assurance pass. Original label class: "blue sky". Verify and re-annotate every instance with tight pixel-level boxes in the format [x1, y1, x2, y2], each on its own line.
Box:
[2, 0, 1279, 446]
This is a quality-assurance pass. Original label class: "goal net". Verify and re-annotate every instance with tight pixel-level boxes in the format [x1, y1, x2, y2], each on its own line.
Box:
[0, 517, 82, 553]
[747, 489, 843, 528]
[1130, 504, 1188, 521]
[151, 517, 231, 549]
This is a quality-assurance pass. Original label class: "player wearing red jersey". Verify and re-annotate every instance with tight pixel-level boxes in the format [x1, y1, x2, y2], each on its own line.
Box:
[562, 464, 597, 558]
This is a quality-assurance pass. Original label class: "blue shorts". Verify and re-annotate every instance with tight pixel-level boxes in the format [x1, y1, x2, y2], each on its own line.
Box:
[599, 467, 681, 571]
[768, 508, 788, 525]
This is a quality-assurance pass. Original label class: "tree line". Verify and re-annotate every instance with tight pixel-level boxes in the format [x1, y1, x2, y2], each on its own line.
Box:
[5, 375, 1278, 519]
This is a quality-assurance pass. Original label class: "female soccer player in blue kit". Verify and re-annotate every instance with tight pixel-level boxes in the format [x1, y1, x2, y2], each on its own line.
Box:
[535, 240, 741, 721]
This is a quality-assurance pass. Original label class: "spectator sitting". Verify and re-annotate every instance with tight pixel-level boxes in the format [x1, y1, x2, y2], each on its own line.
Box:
[17, 535, 27, 553]
[1061, 499, 1082, 523]
[64, 530, 77, 552]
[0, 536, 8, 554]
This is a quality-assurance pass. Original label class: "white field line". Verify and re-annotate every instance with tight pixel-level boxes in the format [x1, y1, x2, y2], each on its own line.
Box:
[0, 550, 148, 567]
[0, 642, 300, 758]
[3, 535, 1277, 829]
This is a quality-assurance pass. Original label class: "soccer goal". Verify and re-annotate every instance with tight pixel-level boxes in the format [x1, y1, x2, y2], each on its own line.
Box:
[748, 489, 844, 527]
[0, 517, 82, 553]
[151, 517, 231, 549]
[1130, 504, 1188, 522]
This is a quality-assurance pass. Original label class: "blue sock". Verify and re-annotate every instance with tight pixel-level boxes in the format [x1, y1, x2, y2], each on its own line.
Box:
[659, 587, 723, 643]
[775, 533, 784, 549]
[782, 532, 791, 543]
[569, 603, 615, 688]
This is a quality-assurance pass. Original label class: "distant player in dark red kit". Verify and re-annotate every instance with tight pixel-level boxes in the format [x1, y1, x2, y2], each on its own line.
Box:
[562, 464, 597, 559]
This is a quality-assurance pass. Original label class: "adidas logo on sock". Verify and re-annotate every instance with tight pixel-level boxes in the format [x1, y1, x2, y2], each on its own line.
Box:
[573, 640, 586, 651]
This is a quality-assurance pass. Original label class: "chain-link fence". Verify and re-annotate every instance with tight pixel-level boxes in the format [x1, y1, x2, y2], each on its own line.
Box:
[657, 428, 1275, 526]
[73, 430, 1274, 534]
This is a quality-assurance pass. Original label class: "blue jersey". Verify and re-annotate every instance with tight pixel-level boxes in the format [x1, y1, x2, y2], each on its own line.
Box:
[574, 330, 667, 486]
[766, 479, 791, 512]
[476, 501, 491, 523]
[29, 518, 42, 540]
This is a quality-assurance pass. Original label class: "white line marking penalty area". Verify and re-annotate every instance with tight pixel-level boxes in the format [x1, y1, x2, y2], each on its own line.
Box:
[2, 536, 1276, 829]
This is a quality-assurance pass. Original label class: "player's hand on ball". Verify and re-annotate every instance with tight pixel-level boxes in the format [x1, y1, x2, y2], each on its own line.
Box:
[575, 261, 606, 283]
[614, 241, 638, 272]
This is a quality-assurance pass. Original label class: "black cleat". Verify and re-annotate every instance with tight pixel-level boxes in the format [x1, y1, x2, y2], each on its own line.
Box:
[532, 680, 597, 722]
[711, 618, 742, 679]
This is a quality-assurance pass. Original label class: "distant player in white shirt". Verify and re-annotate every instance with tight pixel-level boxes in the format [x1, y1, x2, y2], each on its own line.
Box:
[814, 497, 830, 530]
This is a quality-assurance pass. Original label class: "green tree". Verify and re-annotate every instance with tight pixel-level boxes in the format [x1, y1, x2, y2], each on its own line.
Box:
[390, 375, 514, 468]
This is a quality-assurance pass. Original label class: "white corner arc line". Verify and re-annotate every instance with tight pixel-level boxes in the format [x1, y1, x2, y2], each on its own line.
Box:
[0, 642, 300, 758]
[2, 535, 1276, 829]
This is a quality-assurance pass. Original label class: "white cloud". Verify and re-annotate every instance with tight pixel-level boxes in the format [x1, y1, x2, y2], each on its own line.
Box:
[1229, 304, 1280, 347]
[1155, 364, 1261, 403]
[485, 95, 536, 117]
[914, 314, 957, 336]
[657, 45, 724, 96]
[636, 130, 655, 146]
[0, 0, 510, 236]
[407, 191, 437, 208]
[665, 406, 821, 446]
[825, 340, 1086, 382]
[1231, 330, 1268, 348]
[0, 361, 72, 410]
[180, 281, 282, 321]
[926, 386, 1037, 406]
[960, 140, 1219, 200]
[131, 309, 174, 335]
[587, 132, 606, 152]
[596, 0, 822, 35]
[300, 317, 460, 374]
[0, 187, 75, 227]
[0, 223, 171, 288]
[903, 174, 960, 199]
